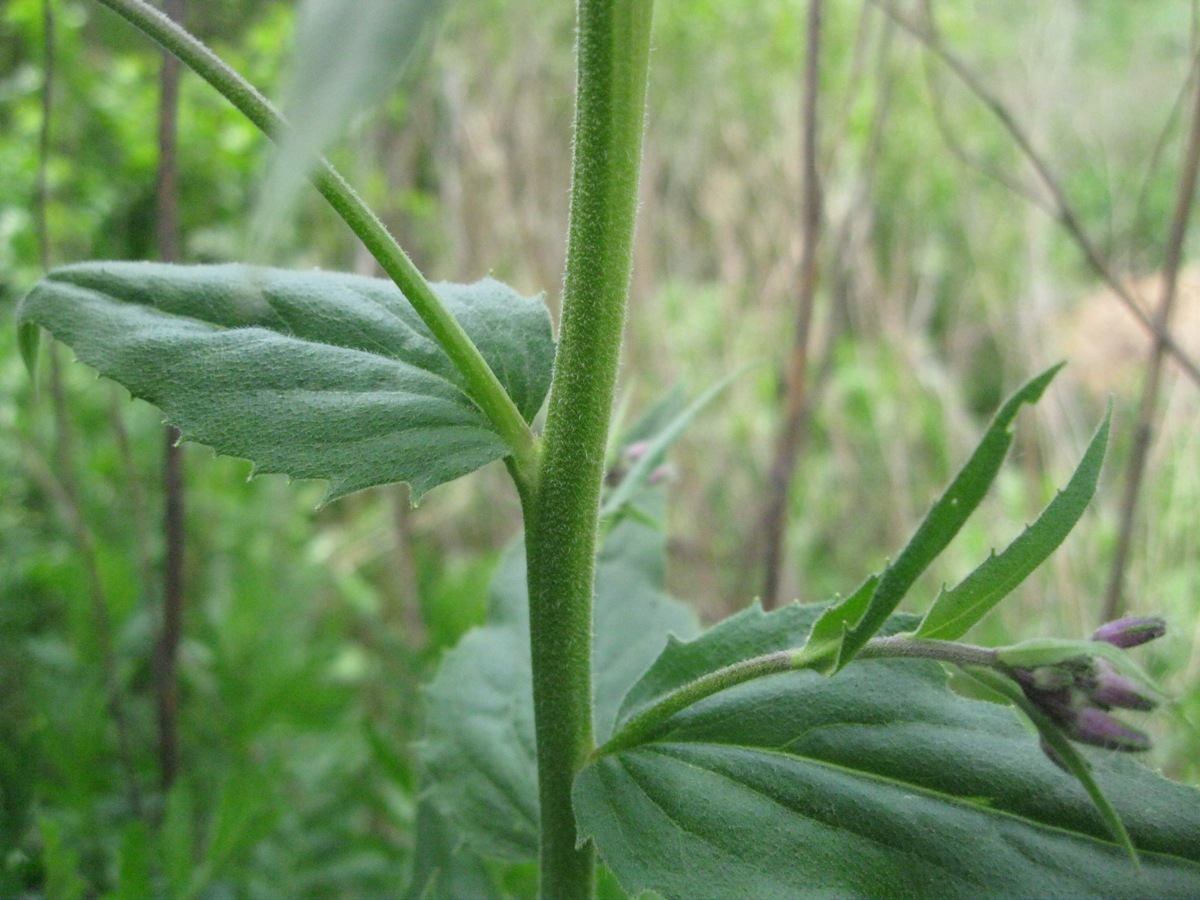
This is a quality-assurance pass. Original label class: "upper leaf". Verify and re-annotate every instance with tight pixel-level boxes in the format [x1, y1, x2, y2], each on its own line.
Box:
[16, 262, 553, 501]
[257, 0, 450, 242]
[417, 497, 700, 862]
[578, 603, 1200, 900]
[805, 364, 1062, 671]
[916, 407, 1111, 640]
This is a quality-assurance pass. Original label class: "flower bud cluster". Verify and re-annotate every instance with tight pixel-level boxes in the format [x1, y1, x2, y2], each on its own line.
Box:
[1011, 617, 1165, 755]
[604, 440, 675, 488]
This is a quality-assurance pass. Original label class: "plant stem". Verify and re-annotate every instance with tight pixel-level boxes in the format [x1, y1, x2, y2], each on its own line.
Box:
[1103, 62, 1200, 620]
[90, 0, 538, 479]
[596, 635, 999, 757]
[761, 0, 825, 609]
[597, 651, 796, 756]
[522, 1, 654, 896]
[153, 0, 186, 794]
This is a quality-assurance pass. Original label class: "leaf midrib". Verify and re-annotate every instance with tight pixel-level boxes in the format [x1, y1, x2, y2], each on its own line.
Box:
[623, 740, 1197, 864]
[614, 747, 989, 893]
[49, 279, 484, 410]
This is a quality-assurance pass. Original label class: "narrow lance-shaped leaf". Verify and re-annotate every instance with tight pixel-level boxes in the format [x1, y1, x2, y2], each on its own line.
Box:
[16, 262, 553, 502]
[916, 406, 1111, 640]
[796, 574, 877, 673]
[256, 0, 451, 244]
[806, 364, 1062, 672]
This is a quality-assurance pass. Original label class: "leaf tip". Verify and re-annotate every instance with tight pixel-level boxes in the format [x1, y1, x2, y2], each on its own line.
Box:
[17, 320, 41, 379]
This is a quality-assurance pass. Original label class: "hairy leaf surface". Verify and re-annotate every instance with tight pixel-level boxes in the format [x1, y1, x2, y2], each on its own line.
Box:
[418, 501, 700, 861]
[17, 263, 553, 501]
[579, 603, 1200, 899]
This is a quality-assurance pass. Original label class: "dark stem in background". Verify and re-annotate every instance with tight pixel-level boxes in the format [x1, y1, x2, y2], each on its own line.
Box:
[391, 486, 427, 647]
[109, 390, 154, 605]
[154, 0, 186, 792]
[1104, 60, 1200, 621]
[880, 0, 1200, 388]
[761, 0, 824, 609]
[38, 0, 144, 818]
[35, 2, 53, 268]
[1128, 53, 1198, 277]
[825, 14, 894, 337]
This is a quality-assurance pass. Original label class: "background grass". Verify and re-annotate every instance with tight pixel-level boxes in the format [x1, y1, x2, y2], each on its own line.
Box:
[2, 0, 1198, 895]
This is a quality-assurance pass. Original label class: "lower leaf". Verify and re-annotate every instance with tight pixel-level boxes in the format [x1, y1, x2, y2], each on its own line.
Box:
[17, 263, 554, 501]
[578, 604, 1200, 899]
[416, 497, 699, 864]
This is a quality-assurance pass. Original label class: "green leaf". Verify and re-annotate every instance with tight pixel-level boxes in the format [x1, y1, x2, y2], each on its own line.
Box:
[578, 602, 1200, 900]
[808, 364, 1062, 671]
[161, 782, 200, 900]
[257, 0, 450, 243]
[617, 384, 687, 447]
[796, 575, 877, 674]
[16, 263, 553, 502]
[964, 667, 1136, 862]
[111, 820, 154, 900]
[17, 319, 40, 378]
[916, 407, 1111, 640]
[614, 601, 902, 730]
[39, 817, 86, 900]
[418, 498, 700, 861]
[406, 791, 501, 900]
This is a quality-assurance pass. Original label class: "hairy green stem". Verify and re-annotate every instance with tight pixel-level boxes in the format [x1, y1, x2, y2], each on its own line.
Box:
[596, 635, 1000, 757]
[91, 0, 538, 480]
[522, 0, 654, 896]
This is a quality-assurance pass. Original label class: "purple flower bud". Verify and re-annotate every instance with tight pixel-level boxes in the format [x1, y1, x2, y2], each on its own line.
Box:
[1092, 616, 1166, 649]
[1088, 659, 1157, 712]
[1011, 658, 1095, 729]
[623, 440, 651, 463]
[1067, 708, 1151, 752]
[646, 463, 675, 486]
[1014, 678, 1079, 728]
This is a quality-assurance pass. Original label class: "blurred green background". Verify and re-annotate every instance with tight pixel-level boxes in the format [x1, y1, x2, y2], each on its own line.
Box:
[2, 0, 1199, 896]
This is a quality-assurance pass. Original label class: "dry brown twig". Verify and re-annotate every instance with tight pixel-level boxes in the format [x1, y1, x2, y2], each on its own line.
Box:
[153, 0, 187, 794]
[760, 0, 825, 609]
[1104, 54, 1200, 620]
[875, 0, 1200, 387]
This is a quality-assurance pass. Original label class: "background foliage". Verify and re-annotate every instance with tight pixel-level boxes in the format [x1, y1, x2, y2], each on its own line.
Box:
[2, 0, 1199, 896]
